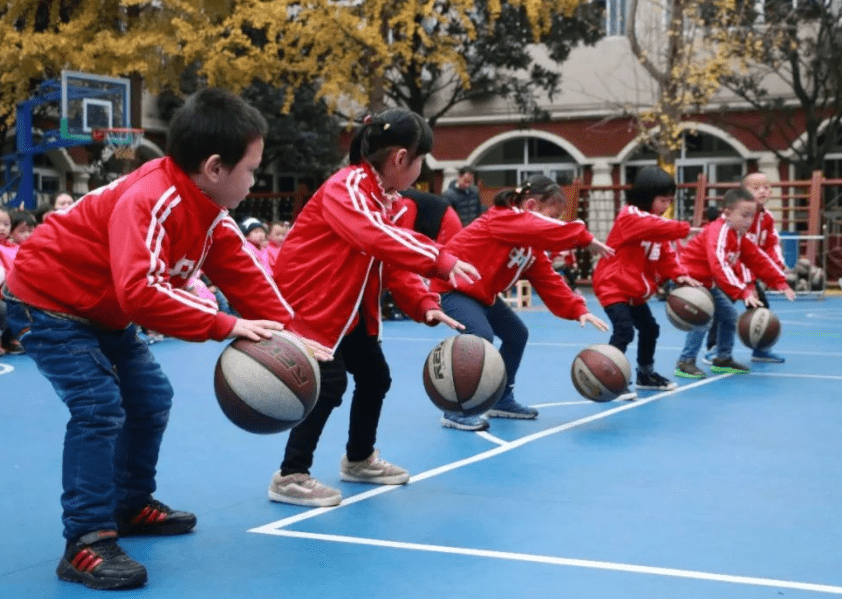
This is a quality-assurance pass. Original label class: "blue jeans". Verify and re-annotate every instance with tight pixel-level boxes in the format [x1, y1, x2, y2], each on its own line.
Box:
[440, 292, 527, 401]
[678, 287, 737, 363]
[6, 301, 173, 541]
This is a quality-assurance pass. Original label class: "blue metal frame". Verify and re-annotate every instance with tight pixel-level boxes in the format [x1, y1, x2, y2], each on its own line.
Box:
[1, 75, 129, 210]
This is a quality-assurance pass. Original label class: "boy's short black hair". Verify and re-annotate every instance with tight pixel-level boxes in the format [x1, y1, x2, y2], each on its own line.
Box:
[704, 205, 721, 222]
[458, 165, 477, 176]
[626, 166, 676, 211]
[10, 209, 36, 231]
[722, 186, 755, 209]
[167, 88, 267, 175]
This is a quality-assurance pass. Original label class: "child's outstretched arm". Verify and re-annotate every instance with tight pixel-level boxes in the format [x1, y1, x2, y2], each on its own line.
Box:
[448, 259, 481, 287]
[578, 312, 610, 332]
[587, 238, 615, 258]
[424, 309, 465, 330]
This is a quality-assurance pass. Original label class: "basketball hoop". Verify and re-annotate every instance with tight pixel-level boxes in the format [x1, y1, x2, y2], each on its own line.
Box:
[93, 128, 145, 161]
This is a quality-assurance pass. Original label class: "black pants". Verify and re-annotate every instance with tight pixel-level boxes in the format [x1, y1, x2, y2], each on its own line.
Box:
[281, 320, 392, 475]
[603, 302, 659, 369]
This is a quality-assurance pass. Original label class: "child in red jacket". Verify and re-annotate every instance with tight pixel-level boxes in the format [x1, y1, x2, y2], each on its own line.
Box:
[742, 172, 789, 363]
[3, 88, 328, 591]
[267, 109, 479, 507]
[592, 166, 700, 396]
[431, 175, 612, 431]
[675, 187, 795, 378]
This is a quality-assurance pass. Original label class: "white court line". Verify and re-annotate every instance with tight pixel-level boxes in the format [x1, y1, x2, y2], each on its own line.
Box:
[251, 374, 725, 534]
[265, 530, 842, 596]
[750, 372, 842, 381]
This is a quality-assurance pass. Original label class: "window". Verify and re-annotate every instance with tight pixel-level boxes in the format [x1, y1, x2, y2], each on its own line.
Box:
[593, 0, 627, 36]
[475, 136, 580, 191]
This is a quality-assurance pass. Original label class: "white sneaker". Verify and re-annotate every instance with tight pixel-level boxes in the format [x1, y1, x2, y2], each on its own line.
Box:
[268, 471, 341, 507]
[340, 449, 410, 485]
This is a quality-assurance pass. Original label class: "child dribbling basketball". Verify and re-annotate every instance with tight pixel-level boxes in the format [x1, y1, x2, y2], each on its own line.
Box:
[675, 187, 795, 378]
[2, 88, 329, 591]
[592, 166, 701, 397]
[267, 108, 479, 507]
[429, 175, 612, 431]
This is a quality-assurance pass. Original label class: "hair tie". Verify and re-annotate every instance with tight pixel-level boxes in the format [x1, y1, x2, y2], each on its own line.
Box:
[363, 115, 373, 125]
[382, 123, 390, 130]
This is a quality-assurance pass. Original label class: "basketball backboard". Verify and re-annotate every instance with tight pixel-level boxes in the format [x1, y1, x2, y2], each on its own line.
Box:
[60, 71, 131, 140]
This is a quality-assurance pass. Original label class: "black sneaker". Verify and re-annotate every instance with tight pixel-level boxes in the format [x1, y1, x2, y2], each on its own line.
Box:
[117, 498, 196, 536]
[636, 371, 678, 391]
[710, 357, 750, 374]
[56, 530, 147, 590]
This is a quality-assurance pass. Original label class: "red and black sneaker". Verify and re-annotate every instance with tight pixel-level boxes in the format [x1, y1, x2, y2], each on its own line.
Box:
[56, 530, 147, 590]
[117, 498, 197, 536]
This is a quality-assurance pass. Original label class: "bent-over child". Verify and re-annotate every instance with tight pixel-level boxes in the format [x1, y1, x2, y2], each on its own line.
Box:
[592, 166, 701, 397]
[675, 187, 795, 379]
[430, 174, 612, 431]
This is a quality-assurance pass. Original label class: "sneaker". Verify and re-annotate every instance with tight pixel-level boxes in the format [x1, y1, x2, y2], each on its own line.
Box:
[702, 350, 716, 365]
[268, 472, 341, 507]
[710, 357, 750, 374]
[3, 339, 24, 355]
[441, 412, 489, 431]
[616, 389, 637, 401]
[486, 396, 538, 419]
[56, 530, 147, 590]
[635, 371, 678, 391]
[116, 498, 196, 536]
[751, 349, 785, 363]
[340, 450, 410, 485]
[675, 361, 706, 379]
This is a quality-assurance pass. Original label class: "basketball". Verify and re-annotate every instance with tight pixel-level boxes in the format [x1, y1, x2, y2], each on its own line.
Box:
[665, 285, 715, 331]
[737, 307, 781, 350]
[570, 344, 632, 403]
[422, 334, 507, 416]
[214, 331, 320, 434]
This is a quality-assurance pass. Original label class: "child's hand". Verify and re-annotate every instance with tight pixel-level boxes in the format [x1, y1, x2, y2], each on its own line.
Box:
[228, 319, 284, 341]
[675, 275, 703, 287]
[588, 239, 614, 258]
[424, 309, 465, 330]
[227, 320, 333, 361]
[743, 293, 763, 308]
[449, 260, 481, 287]
[579, 312, 610, 332]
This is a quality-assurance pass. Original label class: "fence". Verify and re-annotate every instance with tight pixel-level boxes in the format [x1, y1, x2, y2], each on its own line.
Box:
[559, 171, 842, 291]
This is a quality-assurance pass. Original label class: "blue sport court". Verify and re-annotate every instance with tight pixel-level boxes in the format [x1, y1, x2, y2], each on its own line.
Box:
[1, 291, 840, 598]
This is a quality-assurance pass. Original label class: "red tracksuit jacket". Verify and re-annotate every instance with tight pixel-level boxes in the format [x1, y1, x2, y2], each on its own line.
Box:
[592, 205, 691, 307]
[8, 157, 292, 340]
[429, 205, 591, 321]
[679, 218, 789, 300]
[273, 162, 458, 352]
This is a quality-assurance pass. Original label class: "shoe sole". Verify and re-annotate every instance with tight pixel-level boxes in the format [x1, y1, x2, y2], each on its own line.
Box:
[674, 370, 706, 379]
[440, 417, 489, 431]
[117, 518, 197, 537]
[486, 410, 538, 419]
[710, 366, 750, 374]
[751, 357, 784, 363]
[616, 391, 637, 401]
[267, 489, 341, 507]
[635, 384, 677, 391]
[340, 472, 410, 485]
[57, 560, 147, 590]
